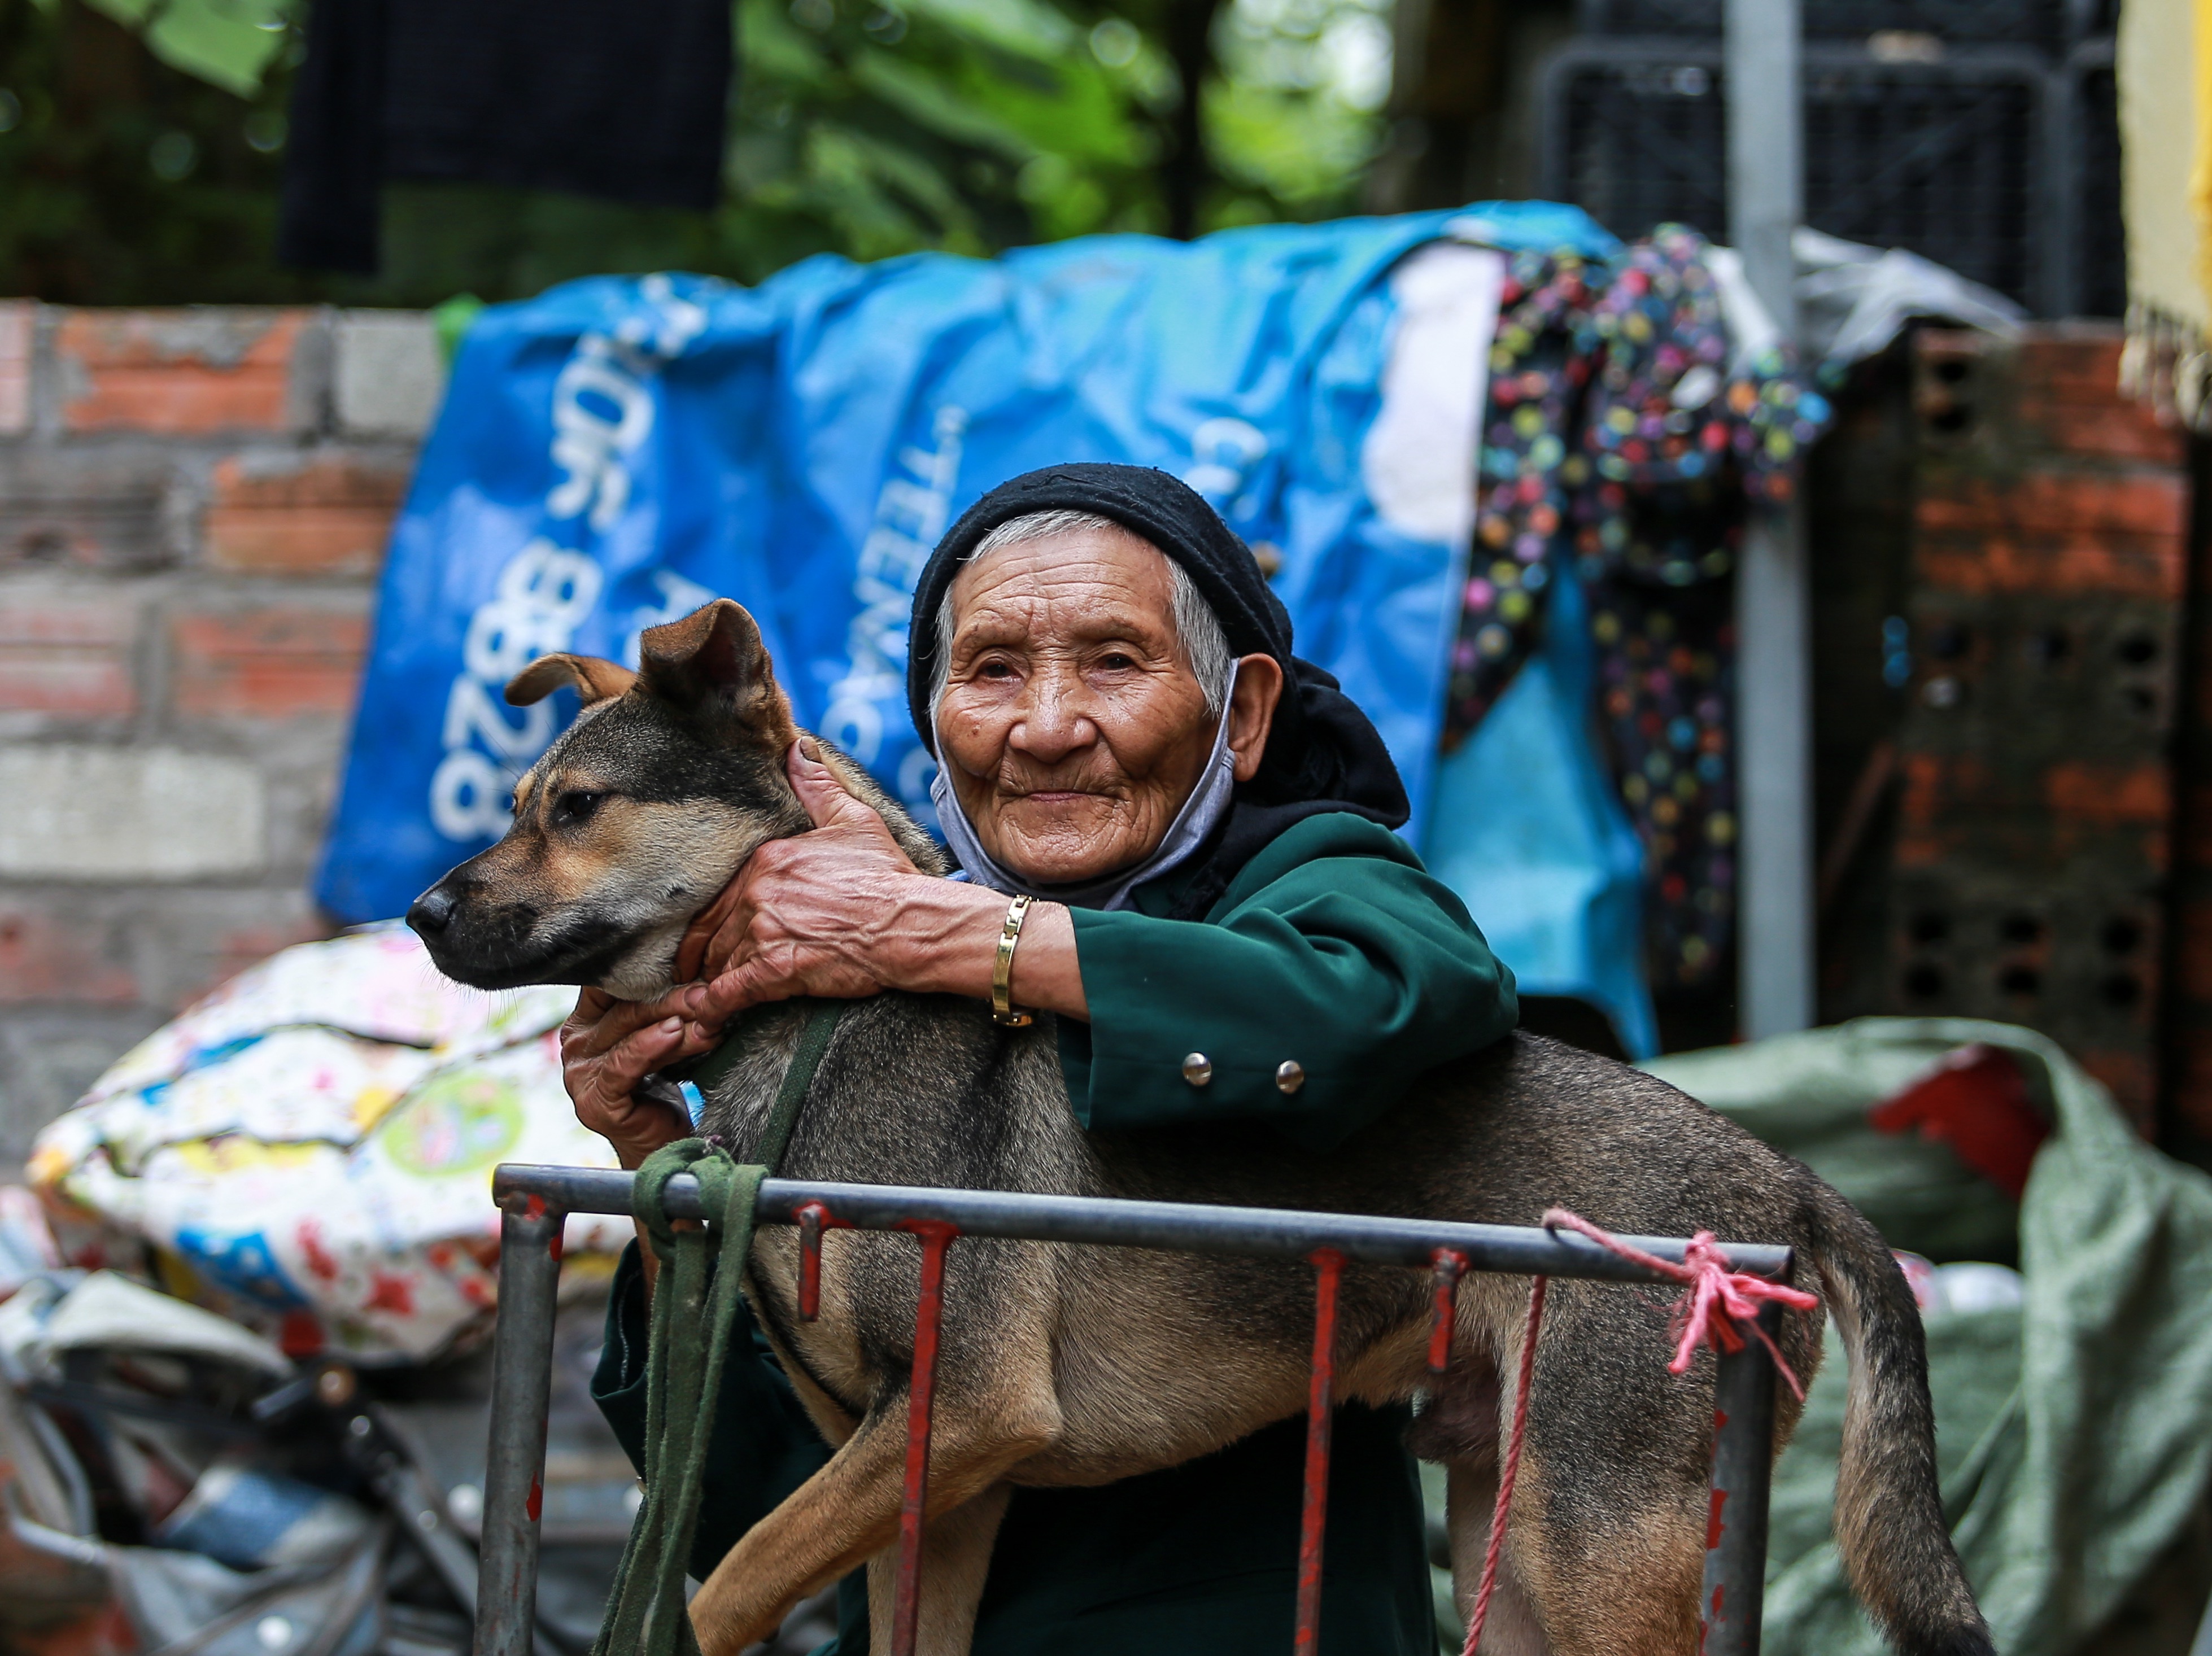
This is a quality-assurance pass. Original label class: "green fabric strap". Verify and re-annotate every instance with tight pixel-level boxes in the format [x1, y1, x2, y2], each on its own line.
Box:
[590, 999, 845, 1656]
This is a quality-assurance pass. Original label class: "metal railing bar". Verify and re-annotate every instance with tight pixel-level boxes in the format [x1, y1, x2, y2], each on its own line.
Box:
[488, 1165, 1796, 1283]
[1700, 1301, 1783, 1656]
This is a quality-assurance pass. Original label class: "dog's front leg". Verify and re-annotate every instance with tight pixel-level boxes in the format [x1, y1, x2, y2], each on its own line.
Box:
[865, 1480, 1012, 1656]
[687, 1391, 1056, 1655]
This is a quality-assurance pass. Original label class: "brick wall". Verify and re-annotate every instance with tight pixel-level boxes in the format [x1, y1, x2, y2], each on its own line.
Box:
[1815, 323, 2193, 1134]
[0, 302, 442, 1171]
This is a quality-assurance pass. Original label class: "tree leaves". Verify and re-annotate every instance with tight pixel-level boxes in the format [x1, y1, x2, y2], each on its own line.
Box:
[78, 0, 294, 98]
[0, 0, 1392, 303]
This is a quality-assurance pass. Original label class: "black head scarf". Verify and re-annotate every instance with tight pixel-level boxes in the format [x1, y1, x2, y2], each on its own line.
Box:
[906, 462, 1410, 919]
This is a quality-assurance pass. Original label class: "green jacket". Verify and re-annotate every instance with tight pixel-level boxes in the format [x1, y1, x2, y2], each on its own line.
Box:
[592, 812, 1517, 1654]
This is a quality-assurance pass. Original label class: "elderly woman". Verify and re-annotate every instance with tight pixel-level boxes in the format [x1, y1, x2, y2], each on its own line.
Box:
[574, 463, 1517, 1654]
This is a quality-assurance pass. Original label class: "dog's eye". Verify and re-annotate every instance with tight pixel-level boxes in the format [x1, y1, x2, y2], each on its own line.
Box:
[554, 789, 607, 824]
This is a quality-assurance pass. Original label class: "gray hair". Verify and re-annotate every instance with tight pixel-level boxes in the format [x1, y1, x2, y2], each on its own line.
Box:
[928, 509, 1233, 717]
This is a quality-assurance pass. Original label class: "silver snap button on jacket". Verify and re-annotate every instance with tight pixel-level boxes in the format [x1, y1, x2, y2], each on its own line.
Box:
[1181, 1052, 1214, 1086]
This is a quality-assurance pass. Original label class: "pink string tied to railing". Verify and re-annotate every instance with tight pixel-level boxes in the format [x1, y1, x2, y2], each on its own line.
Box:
[1541, 1207, 1823, 1400]
[1457, 1209, 1822, 1656]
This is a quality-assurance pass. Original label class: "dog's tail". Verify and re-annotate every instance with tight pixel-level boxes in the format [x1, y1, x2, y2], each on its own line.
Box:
[1801, 1176, 1995, 1656]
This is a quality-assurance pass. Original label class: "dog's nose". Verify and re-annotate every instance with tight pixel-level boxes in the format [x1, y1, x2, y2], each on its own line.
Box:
[407, 885, 456, 937]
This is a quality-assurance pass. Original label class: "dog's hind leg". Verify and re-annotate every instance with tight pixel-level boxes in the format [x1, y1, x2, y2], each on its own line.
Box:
[1445, 1459, 1551, 1656]
[688, 1388, 1057, 1656]
[1410, 1345, 1550, 1656]
[1506, 1479, 1702, 1656]
[865, 1481, 1013, 1656]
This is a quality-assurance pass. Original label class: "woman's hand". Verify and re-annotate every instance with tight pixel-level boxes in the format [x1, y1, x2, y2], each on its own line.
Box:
[670, 740, 940, 1026]
[671, 740, 1090, 1032]
[559, 989, 715, 1169]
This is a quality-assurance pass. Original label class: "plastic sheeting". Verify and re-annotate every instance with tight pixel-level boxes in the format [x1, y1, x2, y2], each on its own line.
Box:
[1422, 558, 1657, 1056]
[311, 205, 1620, 942]
[1646, 1018, 2212, 1655]
[28, 926, 627, 1361]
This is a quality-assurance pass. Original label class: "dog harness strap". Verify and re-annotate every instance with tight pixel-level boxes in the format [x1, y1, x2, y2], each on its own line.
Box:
[592, 1004, 846, 1656]
[658, 997, 847, 1121]
[755, 999, 844, 1170]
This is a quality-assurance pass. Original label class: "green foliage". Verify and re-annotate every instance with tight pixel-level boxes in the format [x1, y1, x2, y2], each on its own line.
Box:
[0, 0, 317, 303]
[706, 0, 1173, 277]
[1207, 0, 1390, 221]
[0, 0, 1394, 305]
[77, 0, 294, 98]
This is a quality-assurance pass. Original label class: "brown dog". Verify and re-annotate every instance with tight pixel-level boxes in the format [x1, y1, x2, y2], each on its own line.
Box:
[409, 598, 1993, 1656]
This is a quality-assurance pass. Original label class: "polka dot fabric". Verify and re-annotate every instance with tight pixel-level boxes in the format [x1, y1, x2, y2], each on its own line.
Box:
[1443, 225, 1832, 992]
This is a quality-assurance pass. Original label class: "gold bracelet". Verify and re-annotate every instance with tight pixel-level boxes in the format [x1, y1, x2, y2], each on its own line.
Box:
[992, 894, 1036, 1028]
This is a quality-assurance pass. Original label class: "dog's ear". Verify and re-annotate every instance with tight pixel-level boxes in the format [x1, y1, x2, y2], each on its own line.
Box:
[636, 598, 794, 738]
[505, 654, 639, 708]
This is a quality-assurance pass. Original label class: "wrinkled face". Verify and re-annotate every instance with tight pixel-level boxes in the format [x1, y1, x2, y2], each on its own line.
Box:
[407, 601, 805, 998]
[935, 527, 1218, 885]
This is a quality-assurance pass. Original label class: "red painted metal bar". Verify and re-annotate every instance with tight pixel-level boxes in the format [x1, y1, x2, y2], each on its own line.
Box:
[890, 1221, 959, 1656]
[1293, 1248, 1344, 1655]
[1698, 1302, 1781, 1656]
[797, 1201, 830, 1321]
[1427, 1248, 1467, 1378]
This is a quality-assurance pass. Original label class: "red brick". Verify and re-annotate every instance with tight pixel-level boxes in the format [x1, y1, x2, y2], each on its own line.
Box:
[2013, 332, 2124, 396]
[2018, 401, 2188, 466]
[1893, 753, 2170, 872]
[0, 598, 139, 717]
[204, 453, 407, 576]
[0, 905, 137, 1004]
[0, 301, 30, 435]
[170, 606, 369, 718]
[2044, 761, 2172, 828]
[1914, 529, 2184, 599]
[57, 309, 308, 434]
[1916, 470, 2189, 538]
[2074, 1048, 2154, 1133]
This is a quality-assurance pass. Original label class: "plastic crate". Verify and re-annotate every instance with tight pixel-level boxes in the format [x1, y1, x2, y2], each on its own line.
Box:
[1539, 42, 2053, 311]
[1575, 0, 2071, 53]
[2071, 46, 2123, 318]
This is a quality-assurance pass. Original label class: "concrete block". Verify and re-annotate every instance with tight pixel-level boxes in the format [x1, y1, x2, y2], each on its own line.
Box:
[335, 311, 445, 439]
[0, 746, 267, 879]
[138, 886, 334, 1008]
[55, 309, 314, 434]
[0, 447, 182, 571]
[0, 1006, 168, 1174]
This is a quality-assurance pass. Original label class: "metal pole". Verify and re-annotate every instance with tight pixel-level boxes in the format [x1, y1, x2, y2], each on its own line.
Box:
[889, 1222, 957, 1656]
[490, 1166, 1797, 1286]
[1292, 1249, 1343, 1653]
[474, 1195, 565, 1656]
[1727, 0, 1813, 1039]
[1700, 1305, 1782, 1656]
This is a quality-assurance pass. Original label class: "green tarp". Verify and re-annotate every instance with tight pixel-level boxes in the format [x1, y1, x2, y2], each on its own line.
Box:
[1642, 1017, 2212, 1655]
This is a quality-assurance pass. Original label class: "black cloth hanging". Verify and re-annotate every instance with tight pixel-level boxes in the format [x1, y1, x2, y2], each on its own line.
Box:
[906, 462, 1413, 921]
[278, 0, 732, 274]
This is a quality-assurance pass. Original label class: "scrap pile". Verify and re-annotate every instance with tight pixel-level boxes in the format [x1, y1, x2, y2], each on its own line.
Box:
[0, 929, 642, 1656]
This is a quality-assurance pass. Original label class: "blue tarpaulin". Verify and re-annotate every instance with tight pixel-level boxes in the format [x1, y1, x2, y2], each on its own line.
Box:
[315, 204, 1648, 1039]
